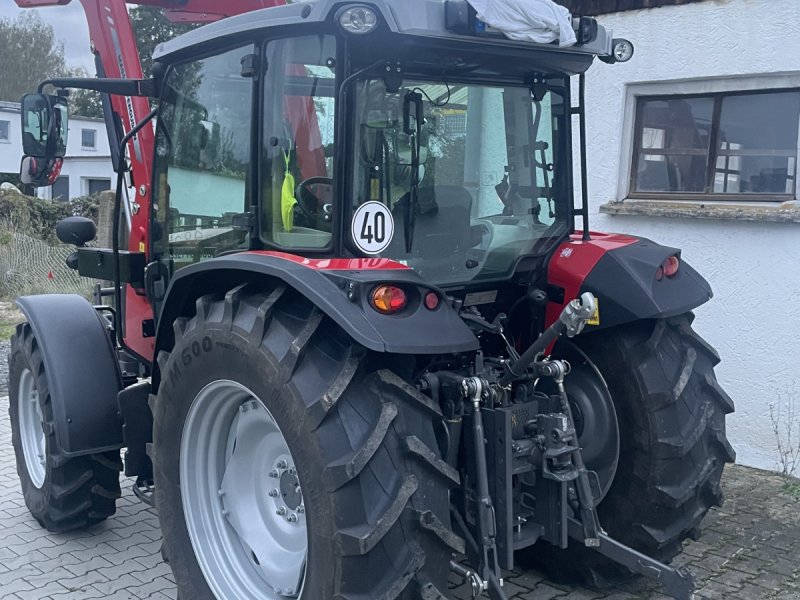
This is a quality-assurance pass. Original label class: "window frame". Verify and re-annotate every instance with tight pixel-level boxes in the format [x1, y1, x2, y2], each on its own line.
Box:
[150, 40, 260, 273]
[81, 128, 97, 150]
[258, 32, 340, 254]
[629, 87, 800, 202]
[86, 177, 112, 196]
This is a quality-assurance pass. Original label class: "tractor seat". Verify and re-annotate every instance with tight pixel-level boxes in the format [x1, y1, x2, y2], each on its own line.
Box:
[389, 185, 473, 260]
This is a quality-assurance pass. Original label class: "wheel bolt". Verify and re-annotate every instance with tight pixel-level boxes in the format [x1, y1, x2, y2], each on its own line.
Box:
[297, 505, 305, 514]
[277, 459, 288, 469]
[276, 507, 287, 516]
[268, 489, 279, 498]
[269, 470, 279, 478]
[287, 466, 297, 476]
[287, 513, 298, 523]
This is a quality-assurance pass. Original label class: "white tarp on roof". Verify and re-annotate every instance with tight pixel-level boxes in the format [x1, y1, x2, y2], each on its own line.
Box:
[466, 0, 577, 47]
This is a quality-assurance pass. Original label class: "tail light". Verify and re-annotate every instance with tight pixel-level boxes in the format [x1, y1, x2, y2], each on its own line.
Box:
[663, 255, 680, 278]
[370, 285, 407, 314]
[656, 256, 680, 281]
[424, 292, 440, 311]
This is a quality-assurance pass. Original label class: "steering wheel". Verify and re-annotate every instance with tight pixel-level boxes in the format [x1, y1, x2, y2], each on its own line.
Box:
[295, 177, 333, 223]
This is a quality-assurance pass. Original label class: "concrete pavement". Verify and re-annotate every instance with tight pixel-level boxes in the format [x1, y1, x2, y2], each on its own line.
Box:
[1, 394, 798, 599]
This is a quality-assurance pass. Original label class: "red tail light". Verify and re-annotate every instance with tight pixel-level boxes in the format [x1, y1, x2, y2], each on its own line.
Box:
[663, 255, 680, 278]
[424, 292, 440, 311]
[371, 285, 407, 314]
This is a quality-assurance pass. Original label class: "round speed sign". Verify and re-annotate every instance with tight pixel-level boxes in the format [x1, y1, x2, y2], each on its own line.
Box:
[351, 201, 394, 255]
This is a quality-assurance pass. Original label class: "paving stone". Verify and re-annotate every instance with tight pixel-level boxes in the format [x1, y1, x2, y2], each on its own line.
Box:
[2, 393, 800, 599]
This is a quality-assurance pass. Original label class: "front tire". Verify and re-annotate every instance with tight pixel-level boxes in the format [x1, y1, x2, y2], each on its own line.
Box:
[152, 283, 461, 600]
[8, 324, 121, 532]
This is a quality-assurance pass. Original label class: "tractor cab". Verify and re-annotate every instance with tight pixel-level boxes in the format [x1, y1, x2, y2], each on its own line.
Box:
[145, 0, 626, 288]
[11, 3, 733, 600]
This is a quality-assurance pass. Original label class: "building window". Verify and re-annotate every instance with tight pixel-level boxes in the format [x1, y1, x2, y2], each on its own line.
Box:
[81, 128, 96, 149]
[52, 176, 70, 201]
[631, 89, 800, 200]
[87, 178, 111, 195]
[0, 120, 9, 142]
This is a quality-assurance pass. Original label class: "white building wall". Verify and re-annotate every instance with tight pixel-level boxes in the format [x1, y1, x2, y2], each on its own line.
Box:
[581, 0, 800, 471]
[0, 103, 24, 176]
[0, 102, 114, 199]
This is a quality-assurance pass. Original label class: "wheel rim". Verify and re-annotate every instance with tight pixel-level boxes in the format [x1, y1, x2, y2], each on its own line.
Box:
[18, 368, 46, 488]
[181, 380, 307, 599]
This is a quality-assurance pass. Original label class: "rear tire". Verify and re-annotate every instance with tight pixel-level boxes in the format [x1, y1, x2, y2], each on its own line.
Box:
[520, 314, 735, 585]
[152, 283, 461, 599]
[8, 323, 122, 532]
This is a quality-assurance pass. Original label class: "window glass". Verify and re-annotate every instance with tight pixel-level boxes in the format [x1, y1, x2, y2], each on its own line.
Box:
[0, 120, 9, 141]
[88, 178, 111, 195]
[52, 176, 69, 201]
[632, 90, 800, 198]
[352, 80, 568, 284]
[635, 97, 713, 193]
[261, 35, 336, 250]
[153, 45, 254, 271]
[81, 128, 96, 149]
[714, 92, 800, 194]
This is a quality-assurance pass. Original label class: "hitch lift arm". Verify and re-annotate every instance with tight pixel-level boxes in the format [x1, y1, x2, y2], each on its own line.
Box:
[567, 519, 695, 600]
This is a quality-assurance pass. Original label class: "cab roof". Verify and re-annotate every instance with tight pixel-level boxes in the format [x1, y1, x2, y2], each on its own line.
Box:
[154, 0, 615, 75]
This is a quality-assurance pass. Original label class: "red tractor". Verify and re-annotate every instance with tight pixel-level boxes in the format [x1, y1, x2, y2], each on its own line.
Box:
[9, 1, 734, 599]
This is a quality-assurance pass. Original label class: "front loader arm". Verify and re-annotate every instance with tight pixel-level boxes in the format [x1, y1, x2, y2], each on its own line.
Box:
[14, 0, 287, 361]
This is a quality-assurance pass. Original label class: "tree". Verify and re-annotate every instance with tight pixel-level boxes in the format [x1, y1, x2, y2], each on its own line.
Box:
[130, 7, 197, 79]
[66, 67, 104, 119]
[0, 12, 66, 103]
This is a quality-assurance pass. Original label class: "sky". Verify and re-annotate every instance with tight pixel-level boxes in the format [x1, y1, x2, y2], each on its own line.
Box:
[0, 2, 95, 73]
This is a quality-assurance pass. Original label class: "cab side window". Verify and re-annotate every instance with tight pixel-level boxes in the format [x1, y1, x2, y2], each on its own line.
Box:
[153, 45, 255, 271]
[261, 35, 337, 250]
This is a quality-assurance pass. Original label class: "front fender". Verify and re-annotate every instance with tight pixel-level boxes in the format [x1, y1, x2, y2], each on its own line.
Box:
[154, 252, 478, 368]
[15, 294, 123, 457]
[547, 233, 712, 331]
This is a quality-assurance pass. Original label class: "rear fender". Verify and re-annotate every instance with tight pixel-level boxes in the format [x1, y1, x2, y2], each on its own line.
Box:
[152, 252, 478, 388]
[15, 295, 123, 457]
[547, 233, 713, 331]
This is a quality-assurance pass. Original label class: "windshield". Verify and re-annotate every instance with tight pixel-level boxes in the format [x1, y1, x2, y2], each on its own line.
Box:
[351, 78, 570, 285]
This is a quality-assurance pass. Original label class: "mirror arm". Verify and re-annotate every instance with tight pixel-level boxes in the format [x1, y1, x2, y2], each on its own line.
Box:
[38, 77, 158, 98]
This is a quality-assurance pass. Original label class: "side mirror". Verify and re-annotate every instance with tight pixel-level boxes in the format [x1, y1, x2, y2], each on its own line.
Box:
[21, 93, 69, 158]
[56, 216, 97, 247]
[19, 156, 63, 187]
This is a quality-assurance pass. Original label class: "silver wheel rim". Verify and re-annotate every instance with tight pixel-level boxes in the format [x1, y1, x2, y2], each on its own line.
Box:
[181, 380, 307, 599]
[18, 368, 46, 488]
